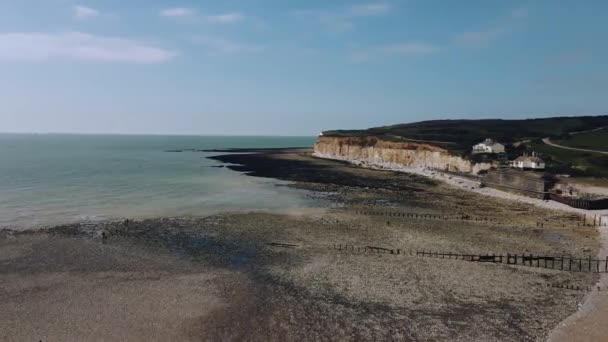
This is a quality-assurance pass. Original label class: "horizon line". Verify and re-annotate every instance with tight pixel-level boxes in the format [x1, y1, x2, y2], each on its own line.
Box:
[0, 131, 317, 138]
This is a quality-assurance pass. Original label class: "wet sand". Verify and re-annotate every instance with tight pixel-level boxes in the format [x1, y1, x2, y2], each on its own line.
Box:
[1, 148, 604, 341]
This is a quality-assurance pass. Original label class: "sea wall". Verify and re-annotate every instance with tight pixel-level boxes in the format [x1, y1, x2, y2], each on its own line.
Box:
[549, 194, 608, 210]
[313, 136, 492, 174]
[481, 169, 552, 199]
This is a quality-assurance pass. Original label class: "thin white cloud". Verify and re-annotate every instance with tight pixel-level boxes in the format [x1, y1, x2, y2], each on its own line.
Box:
[316, 12, 353, 33]
[380, 43, 439, 55]
[189, 36, 263, 55]
[295, 2, 391, 34]
[351, 42, 439, 62]
[74, 5, 99, 20]
[453, 28, 506, 46]
[160, 7, 194, 17]
[205, 12, 244, 24]
[453, 7, 528, 47]
[0, 32, 176, 64]
[349, 3, 391, 16]
[511, 7, 528, 19]
[160, 8, 244, 24]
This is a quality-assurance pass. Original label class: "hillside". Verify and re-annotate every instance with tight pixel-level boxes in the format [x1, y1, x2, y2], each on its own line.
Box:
[323, 115, 608, 155]
[554, 127, 608, 152]
[321, 115, 608, 178]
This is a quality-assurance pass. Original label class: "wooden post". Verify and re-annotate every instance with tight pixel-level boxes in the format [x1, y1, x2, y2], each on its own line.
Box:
[583, 214, 586, 226]
[605, 256, 608, 273]
[594, 215, 597, 227]
[569, 258, 572, 271]
[589, 256, 593, 272]
[520, 254, 523, 266]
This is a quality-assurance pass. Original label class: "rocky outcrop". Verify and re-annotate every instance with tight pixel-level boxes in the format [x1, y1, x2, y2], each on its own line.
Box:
[313, 136, 492, 174]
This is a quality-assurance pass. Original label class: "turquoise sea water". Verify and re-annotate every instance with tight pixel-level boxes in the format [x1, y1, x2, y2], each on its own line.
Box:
[0, 134, 317, 229]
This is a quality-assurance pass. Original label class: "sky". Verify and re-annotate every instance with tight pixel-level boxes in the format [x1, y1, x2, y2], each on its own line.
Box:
[1, 0, 607, 136]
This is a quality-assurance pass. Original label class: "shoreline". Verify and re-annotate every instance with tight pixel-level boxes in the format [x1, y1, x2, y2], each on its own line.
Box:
[312, 152, 608, 219]
[214, 148, 608, 340]
[2, 147, 605, 340]
[311, 150, 608, 340]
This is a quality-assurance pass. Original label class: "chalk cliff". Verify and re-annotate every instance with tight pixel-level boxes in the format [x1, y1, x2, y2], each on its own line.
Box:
[313, 136, 492, 174]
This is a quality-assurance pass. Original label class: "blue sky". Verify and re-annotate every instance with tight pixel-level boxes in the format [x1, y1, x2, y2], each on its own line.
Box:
[1, 0, 607, 135]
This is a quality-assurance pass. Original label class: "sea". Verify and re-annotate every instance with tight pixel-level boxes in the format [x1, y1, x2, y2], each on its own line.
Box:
[0, 134, 317, 229]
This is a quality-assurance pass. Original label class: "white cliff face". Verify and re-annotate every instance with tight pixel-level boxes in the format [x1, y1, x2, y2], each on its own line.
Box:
[314, 136, 492, 175]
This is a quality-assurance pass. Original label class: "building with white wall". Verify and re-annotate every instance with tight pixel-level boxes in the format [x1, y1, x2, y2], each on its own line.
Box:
[472, 138, 505, 154]
[511, 152, 545, 170]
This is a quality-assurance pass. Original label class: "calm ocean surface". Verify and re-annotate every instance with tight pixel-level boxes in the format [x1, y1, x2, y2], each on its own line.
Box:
[0, 134, 317, 229]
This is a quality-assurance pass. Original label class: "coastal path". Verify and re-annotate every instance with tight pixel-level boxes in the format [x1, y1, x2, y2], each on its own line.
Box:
[542, 138, 608, 155]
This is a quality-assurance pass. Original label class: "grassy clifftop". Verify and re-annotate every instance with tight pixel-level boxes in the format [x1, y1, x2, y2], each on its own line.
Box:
[323, 115, 608, 154]
[322, 115, 608, 178]
[555, 127, 608, 152]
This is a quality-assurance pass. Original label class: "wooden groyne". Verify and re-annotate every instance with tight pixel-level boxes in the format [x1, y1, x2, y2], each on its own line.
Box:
[356, 210, 606, 227]
[355, 210, 499, 224]
[550, 193, 608, 210]
[332, 244, 608, 273]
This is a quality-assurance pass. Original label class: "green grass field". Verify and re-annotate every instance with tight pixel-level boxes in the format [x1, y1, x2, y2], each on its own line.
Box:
[323, 115, 608, 155]
[530, 141, 608, 178]
[554, 127, 608, 152]
[321, 115, 608, 178]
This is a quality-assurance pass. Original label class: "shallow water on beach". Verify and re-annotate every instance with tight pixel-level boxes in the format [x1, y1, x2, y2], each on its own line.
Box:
[0, 134, 316, 229]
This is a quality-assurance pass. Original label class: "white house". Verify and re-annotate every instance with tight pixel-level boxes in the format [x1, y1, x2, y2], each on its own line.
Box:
[472, 138, 505, 154]
[511, 152, 545, 170]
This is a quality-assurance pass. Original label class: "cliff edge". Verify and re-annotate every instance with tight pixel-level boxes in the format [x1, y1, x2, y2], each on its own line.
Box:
[314, 135, 491, 175]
